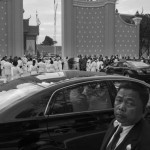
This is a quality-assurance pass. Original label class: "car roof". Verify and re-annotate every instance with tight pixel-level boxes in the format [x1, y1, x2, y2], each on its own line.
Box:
[0, 70, 106, 91]
[0, 70, 150, 92]
[54, 75, 150, 88]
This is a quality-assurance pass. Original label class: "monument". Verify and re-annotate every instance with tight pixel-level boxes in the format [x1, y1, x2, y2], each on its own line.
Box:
[0, 0, 141, 58]
[62, 0, 141, 58]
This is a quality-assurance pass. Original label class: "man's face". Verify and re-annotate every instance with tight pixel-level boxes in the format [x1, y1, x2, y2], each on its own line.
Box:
[114, 88, 143, 126]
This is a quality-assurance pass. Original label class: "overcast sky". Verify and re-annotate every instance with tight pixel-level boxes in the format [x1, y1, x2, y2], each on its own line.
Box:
[23, 0, 150, 46]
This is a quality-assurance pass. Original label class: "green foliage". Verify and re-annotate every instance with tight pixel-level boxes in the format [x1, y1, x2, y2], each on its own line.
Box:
[139, 14, 150, 57]
[41, 36, 57, 46]
[37, 50, 41, 59]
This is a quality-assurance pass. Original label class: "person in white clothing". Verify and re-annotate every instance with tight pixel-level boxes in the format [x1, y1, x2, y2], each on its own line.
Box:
[53, 58, 59, 71]
[1, 57, 6, 78]
[46, 59, 55, 72]
[11, 61, 22, 80]
[3, 59, 12, 82]
[57, 57, 62, 71]
[29, 59, 38, 75]
[37, 59, 46, 73]
[86, 59, 91, 71]
[97, 58, 104, 72]
[63, 56, 69, 70]
[90, 59, 97, 72]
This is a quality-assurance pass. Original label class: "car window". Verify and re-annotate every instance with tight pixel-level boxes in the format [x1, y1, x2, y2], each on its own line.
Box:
[129, 61, 149, 67]
[49, 81, 112, 115]
[123, 62, 129, 67]
[15, 90, 51, 119]
[49, 91, 73, 114]
[112, 80, 150, 107]
[117, 62, 124, 67]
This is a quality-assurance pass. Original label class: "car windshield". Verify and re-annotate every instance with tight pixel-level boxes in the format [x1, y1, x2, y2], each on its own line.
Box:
[0, 82, 46, 112]
[128, 61, 149, 67]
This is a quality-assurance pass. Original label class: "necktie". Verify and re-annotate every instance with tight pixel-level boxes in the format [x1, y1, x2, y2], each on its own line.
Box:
[106, 126, 123, 150]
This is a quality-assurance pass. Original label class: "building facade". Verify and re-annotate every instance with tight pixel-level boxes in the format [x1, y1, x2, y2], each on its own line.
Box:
[62, 0, 141, 58]
[0, 0, 24, 57]
[0, 0, 141, 58]
[23, 19, 39, 56]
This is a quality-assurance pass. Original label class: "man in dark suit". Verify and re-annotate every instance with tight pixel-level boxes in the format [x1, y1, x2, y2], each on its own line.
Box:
[100, 81, 150, 150]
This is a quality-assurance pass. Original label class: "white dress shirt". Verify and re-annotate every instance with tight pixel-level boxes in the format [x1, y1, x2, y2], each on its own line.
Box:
[107, 120, 134, 149]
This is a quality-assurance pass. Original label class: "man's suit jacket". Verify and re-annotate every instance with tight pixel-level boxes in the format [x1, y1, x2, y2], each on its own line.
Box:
[100, 118, 150, 150]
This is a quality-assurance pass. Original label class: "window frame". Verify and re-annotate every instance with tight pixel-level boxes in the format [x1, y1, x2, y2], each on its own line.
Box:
[45, 80, 114, 116]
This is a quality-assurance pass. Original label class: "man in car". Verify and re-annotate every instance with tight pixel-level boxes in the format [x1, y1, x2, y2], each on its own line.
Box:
[100, 82, 150, 150]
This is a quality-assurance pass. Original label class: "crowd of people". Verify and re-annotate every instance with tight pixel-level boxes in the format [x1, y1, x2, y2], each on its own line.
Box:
[0, 54, 148, 83]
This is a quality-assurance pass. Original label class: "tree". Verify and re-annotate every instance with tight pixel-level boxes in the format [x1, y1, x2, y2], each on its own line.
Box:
[139, 14, 150, 57]
[41, 36, 57, 46]
[121, 12, 150, 58]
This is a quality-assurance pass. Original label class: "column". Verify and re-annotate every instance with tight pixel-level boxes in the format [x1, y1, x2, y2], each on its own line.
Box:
[61, 0, 74, 58]
[7, 0, 24, 57]
[133, 17, 142, 58]
[104, 1, 116, 57]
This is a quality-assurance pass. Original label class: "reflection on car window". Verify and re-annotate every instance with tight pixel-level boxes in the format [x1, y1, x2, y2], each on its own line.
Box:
[129, 61, 149, 67]
[83, 82, 112, 111]
[50, 81, 112, 115]
[0, 83, 44, 113]
[112, 80, 150, 109]
[112, 63, 118, 67]
[50, 91, 72, 114]
[123, 63, 129, 67]
[118, 62, 124, 67]
[15, 90, 51, 119]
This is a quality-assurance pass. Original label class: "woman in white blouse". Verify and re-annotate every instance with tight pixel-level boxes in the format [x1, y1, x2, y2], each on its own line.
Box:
[46, 59, 55, 72]
[29, 59, 38, 75]
[11, 61, 22, 80]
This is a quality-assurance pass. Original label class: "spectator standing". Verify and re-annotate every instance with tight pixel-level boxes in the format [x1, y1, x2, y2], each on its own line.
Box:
[11, 60, 22, 80]
[53, 58, 59, 71]
[3, 59, 12, 82]
[46, 59, 55, 72]
[63, 56, 69, 70]
[100, 82, 150, 150]
[96, 58, 104, 72]
[37, 59, 46, 73]
[29, 59, 38, 75]
[26, 58, 33, 74]
[1, 57, 6, 78]
[90, 58, 97, 72]
[86, 58, 91, 71]
[57, 57, 62, 71]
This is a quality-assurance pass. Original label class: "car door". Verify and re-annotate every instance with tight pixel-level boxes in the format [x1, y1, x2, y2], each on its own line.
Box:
[45, 80, 116, 150]
[114, 62, 125, 75]
[0, 89, 53, 150]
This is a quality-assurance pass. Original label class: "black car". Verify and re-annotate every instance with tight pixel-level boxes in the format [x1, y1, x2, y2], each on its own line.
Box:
[105, 60, 150, 83]
[0, 70, 149, 150]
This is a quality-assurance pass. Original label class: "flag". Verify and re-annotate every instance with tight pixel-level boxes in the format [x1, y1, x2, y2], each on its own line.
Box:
[36, 11, 41, 26]
[54, 0, 58, 25]
[54, 0, 58, 41]
[141, 6, 144, 14]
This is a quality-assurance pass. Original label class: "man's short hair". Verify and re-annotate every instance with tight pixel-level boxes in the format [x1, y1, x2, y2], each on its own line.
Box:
[118, 81, 149, 111]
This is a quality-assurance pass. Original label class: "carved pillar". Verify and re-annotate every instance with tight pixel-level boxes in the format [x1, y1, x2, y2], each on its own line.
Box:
[7, 0, 24, 57]
[133, 17, 142, 57]
[104, 0, 116, 57]
[61, 0, 74, 58]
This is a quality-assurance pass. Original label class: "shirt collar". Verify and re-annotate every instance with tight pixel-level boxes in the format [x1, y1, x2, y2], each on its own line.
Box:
[113, 120, 134, 130]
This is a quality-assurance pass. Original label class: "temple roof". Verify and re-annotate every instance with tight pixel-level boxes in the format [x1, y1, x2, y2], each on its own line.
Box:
[23, 19, 39, 36]
[120, 14, 135, 24]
